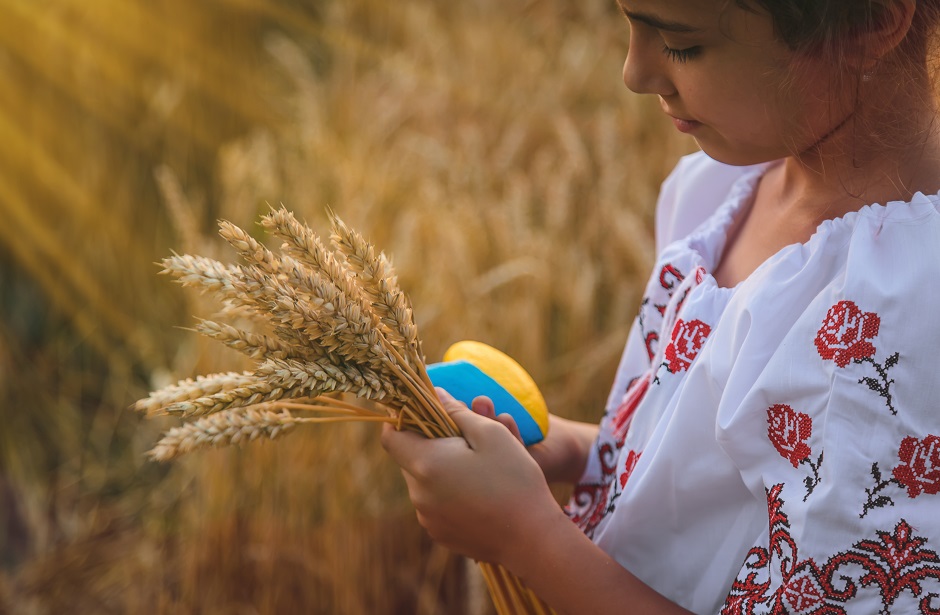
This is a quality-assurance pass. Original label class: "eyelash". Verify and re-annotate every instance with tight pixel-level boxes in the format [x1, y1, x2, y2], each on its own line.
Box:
[661, 44, 701, 63]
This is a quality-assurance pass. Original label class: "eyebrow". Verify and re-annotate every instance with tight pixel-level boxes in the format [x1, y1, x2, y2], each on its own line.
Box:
[619, 8, 703, 33]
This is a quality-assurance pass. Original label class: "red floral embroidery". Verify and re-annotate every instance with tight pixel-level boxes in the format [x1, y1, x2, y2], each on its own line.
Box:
[566, 481, 611, 537]
[597, 442, 617, 476]
[893, 434, 940, 498]
[643, 329, 658, 362]
[663, 318, 711, 373]
[654, 264, 686, 317]
[612, 374, 651, 445]
[767, 404, 812, 468]
[723, 485, 940, 614]
[814, 300, 880, 368]
[619, 450, 642, 489]
[814, 299, 899, 415]
[567, 442, 622, 537]
[780, 571, 827, 613]
[659, 263, 684, 292]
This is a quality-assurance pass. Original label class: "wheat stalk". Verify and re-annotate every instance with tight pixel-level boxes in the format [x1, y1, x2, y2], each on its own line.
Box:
[138, 209, 553, 614]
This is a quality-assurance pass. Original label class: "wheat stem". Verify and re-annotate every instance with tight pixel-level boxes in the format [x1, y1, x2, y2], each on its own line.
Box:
[294, 416, 396, 424]
[267, 399, 386, 416]
[383, 357, 453, 438]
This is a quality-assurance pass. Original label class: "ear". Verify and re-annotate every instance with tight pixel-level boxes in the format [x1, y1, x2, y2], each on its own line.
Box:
[849, 0, 917, 70]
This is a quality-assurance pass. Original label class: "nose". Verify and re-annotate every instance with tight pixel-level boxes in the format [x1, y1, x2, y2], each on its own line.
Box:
[622, 34, 676, 97]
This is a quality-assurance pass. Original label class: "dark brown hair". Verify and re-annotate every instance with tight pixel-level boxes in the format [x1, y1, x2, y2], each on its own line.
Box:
[738, 0, 940, 61]
[738, 1, 940, 185]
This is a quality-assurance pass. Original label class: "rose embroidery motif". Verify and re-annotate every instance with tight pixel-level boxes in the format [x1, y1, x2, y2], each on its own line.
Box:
[814, 300, 880, 368]
[663, 318, 711, 373]
[862, 434, 940, 517]
[767, 404, 824, 499]
[767, 404, 812, 468]
[814, 299, 899, 415]
[893, 434, 940, 498]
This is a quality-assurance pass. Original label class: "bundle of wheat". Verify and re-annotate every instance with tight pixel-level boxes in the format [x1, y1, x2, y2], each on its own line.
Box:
[137, 206, 555, 615]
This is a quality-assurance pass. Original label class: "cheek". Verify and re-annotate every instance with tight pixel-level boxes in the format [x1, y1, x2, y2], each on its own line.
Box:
[695, 80, 775, 130]
[682, 61, 770, 122]
[770, 62, 851, 136]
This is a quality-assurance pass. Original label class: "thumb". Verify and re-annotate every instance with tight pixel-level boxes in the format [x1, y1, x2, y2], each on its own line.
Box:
[435, 387, 468, 415]
[436, 388, 519, 451]
[435, 387, 481, 439]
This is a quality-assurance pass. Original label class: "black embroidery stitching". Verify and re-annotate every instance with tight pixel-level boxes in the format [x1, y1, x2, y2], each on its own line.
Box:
[861, 461, 900, 519]
[802, 451, 824, 502]
[855, 352, 900, 416]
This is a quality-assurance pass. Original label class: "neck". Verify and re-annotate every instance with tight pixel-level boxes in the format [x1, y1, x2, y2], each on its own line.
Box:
[774, 65, 940, 225]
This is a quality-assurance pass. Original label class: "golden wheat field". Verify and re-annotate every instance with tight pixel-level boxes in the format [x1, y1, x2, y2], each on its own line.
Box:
[0, 0, 696, 613]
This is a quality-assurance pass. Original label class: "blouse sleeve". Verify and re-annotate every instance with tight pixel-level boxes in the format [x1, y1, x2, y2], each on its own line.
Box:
[654, 151, 757, 256]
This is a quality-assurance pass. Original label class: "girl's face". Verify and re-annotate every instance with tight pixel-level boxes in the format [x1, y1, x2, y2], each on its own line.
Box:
[619, 0, 855, 166]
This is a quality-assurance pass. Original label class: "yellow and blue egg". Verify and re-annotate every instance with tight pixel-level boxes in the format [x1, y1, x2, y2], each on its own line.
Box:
[427, 340, 549, 446]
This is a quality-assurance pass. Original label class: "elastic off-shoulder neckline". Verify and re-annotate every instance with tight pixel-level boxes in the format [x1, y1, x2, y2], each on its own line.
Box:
[679, 160, 940, 293]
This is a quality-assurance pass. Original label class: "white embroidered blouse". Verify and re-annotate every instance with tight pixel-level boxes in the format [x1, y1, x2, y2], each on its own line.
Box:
[565, 151, 940, 614]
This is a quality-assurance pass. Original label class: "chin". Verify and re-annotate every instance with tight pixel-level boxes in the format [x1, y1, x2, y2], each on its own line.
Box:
[697, 141, 783, 167]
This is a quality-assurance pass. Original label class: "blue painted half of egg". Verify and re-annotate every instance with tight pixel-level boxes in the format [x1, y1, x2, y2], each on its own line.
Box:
[426, 360, 545, 446]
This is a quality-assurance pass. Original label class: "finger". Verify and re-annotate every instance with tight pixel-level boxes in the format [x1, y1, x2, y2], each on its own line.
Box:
[495, 413, 524, 444]
[434, 388, 512, 450]
[400, 471, 432, 528]
[472, 396, 523, 443]
[381, 422, 434, 472]
[471, 395, 496, 419]
[400, 469, 424, 505]
[447, 401, 514, 450]
[435, 386, 484, 425]
[436, 387, 469, 415]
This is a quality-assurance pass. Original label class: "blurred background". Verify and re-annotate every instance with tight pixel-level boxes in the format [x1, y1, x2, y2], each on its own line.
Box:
[0, 0, 695, 613]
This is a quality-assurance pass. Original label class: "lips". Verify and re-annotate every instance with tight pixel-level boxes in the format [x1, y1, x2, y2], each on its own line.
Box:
[661, 101, 700, 133]
[670, 116, 700, 133]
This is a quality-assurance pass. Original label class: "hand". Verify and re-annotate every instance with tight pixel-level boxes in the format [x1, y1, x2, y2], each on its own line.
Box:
[470, 396, 598, 485]
[385, 391, 691, 614]
[381, 388, 561, 564]
[529, 415, 599, 484]
[466, 394, 525, 443]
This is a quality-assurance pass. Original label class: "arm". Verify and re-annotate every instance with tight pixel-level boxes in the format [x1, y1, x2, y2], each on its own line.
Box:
[528, 414, 599, 484]
[382, 391, 692, 615]
[506, 505, 694, 615]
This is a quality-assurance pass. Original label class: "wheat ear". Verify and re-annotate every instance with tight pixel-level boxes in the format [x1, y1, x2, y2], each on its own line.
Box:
[328, 212, 424, 370]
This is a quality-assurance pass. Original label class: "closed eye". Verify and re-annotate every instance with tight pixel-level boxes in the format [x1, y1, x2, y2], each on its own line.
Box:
[661, 44, 701, 63]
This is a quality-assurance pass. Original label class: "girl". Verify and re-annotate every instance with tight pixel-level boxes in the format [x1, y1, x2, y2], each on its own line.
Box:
[383, 0, 940, 612]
